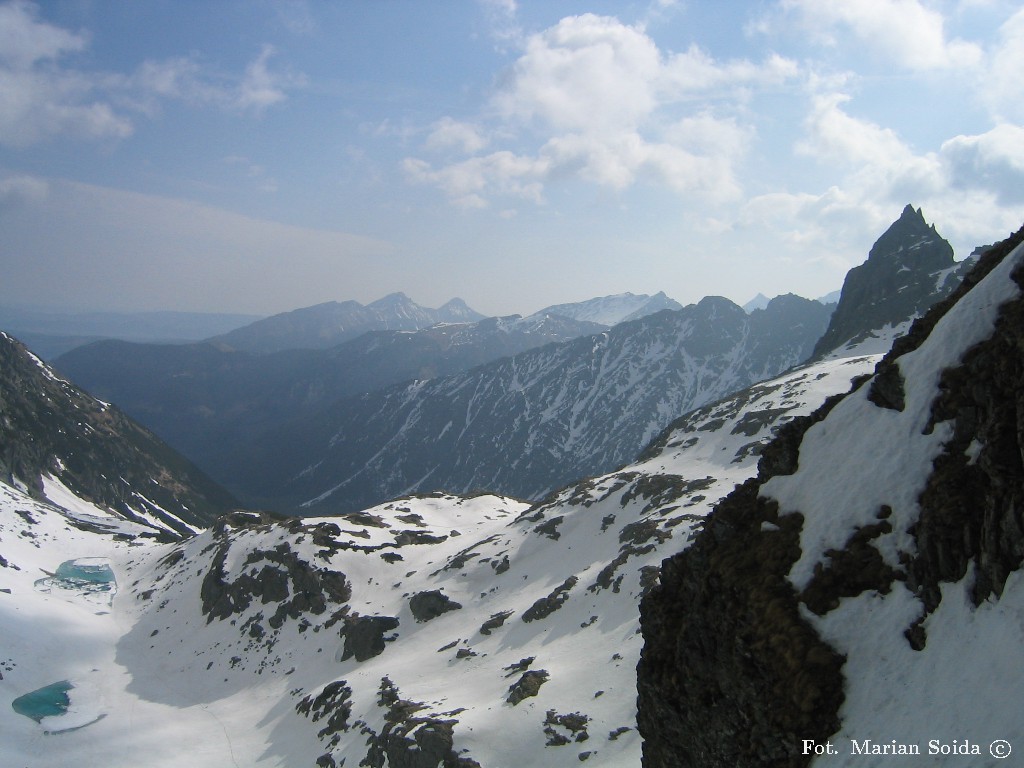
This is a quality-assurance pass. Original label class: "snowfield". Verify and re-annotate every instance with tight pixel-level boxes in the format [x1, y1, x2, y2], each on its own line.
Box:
[1, 351, 877, 766]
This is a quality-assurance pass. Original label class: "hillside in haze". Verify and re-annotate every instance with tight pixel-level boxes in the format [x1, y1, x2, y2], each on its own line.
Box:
[243, 292, 832, 513]
[209, 292, 486, 353]
[55, 312, 608, 484]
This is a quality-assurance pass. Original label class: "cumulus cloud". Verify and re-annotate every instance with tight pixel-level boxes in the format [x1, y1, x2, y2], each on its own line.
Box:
[406, 13, 795, 207]
[982, 7, 1024, 122]
[774, 0, 983, 71]
[0, 2, 300, 147]
[493, 15, 663, 134]
[743, 89, 1024, 274]
[940, 124, 1024, 204]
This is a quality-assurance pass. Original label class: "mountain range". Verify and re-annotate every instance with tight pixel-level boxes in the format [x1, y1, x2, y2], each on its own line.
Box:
[3, 206, 1021, 766]
[242, 292, 832, 513]
[58, 207, 974, 515]
[0, 307, 263, 360]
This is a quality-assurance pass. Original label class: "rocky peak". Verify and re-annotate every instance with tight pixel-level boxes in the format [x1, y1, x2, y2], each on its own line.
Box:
[810, 205, 961, 359]
[867, 204, 948, 267]
[367, 292, 414, 311]
[437, 297, 484, 322]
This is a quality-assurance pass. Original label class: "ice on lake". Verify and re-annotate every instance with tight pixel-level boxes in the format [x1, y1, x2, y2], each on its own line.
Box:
[34, 557, 116, 607]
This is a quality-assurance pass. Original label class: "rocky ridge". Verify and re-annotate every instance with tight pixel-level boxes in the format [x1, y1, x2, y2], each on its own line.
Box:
[0, 332, 236, 537]
[637, 222, 1024, 767]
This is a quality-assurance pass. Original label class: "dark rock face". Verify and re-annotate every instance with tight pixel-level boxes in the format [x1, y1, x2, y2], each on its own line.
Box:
[338, 615, 400, 662]
[908, 242, 1024, 618]
[297, 679, 354, 739]
[637, 223, 1024, 767]
[408, 590, 462, 622]
[812, 205, 967, 358]
[506, 669, 549, 705]
[358, 677, 481, 768]
[200, 537, 352, 628]
[637, 480, 845, 768]
[0, 331, 236, 536]
[522, 576, 578, 622]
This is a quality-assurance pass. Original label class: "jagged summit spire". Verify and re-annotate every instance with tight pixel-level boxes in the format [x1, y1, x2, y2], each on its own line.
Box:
[810, 205, 957, 359]
[867, 204, 944, 263]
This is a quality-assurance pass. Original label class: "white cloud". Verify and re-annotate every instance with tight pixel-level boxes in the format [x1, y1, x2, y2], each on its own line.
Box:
[742, 89, 1024, 274]
[776, 0, 984, 71]
[940, 123, 1024, 204]
[0, 2, 133, 146]
[425, 117, 489, 155]
[403, 152, 547, 208]
[981, 7, 1024, 122]
[493, 15, 662, 134]
[797, 92, 913, 167]
[235, 45, 296, 113]
[478, 0, 521, 47]
[0, 3, 300, 147]
[0, 0, 84, 69]
[406, 13, 791, 207]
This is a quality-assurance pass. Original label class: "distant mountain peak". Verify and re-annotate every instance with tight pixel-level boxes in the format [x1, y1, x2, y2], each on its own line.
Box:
[368, 291, 412, 306]
[208, 294, 484, 353]
[534, 291, 682, 326]
[742, 293, 772, 313]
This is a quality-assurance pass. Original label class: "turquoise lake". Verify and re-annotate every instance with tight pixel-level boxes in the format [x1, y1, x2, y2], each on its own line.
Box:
[11, 680, 74, 723]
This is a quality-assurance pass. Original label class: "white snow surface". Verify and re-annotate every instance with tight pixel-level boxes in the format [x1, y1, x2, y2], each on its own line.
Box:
[1, 352, 876, 766]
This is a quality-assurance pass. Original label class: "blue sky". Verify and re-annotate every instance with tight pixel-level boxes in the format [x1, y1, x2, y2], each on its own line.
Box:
[2, 0, 1023, 317]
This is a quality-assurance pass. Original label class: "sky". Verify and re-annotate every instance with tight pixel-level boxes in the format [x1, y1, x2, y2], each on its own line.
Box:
[1, 0, 1024, 318]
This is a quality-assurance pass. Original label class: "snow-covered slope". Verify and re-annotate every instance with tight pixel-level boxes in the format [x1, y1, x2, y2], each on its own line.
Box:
[1, 350, 877, 766]
[638, 224, 1024, 767]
